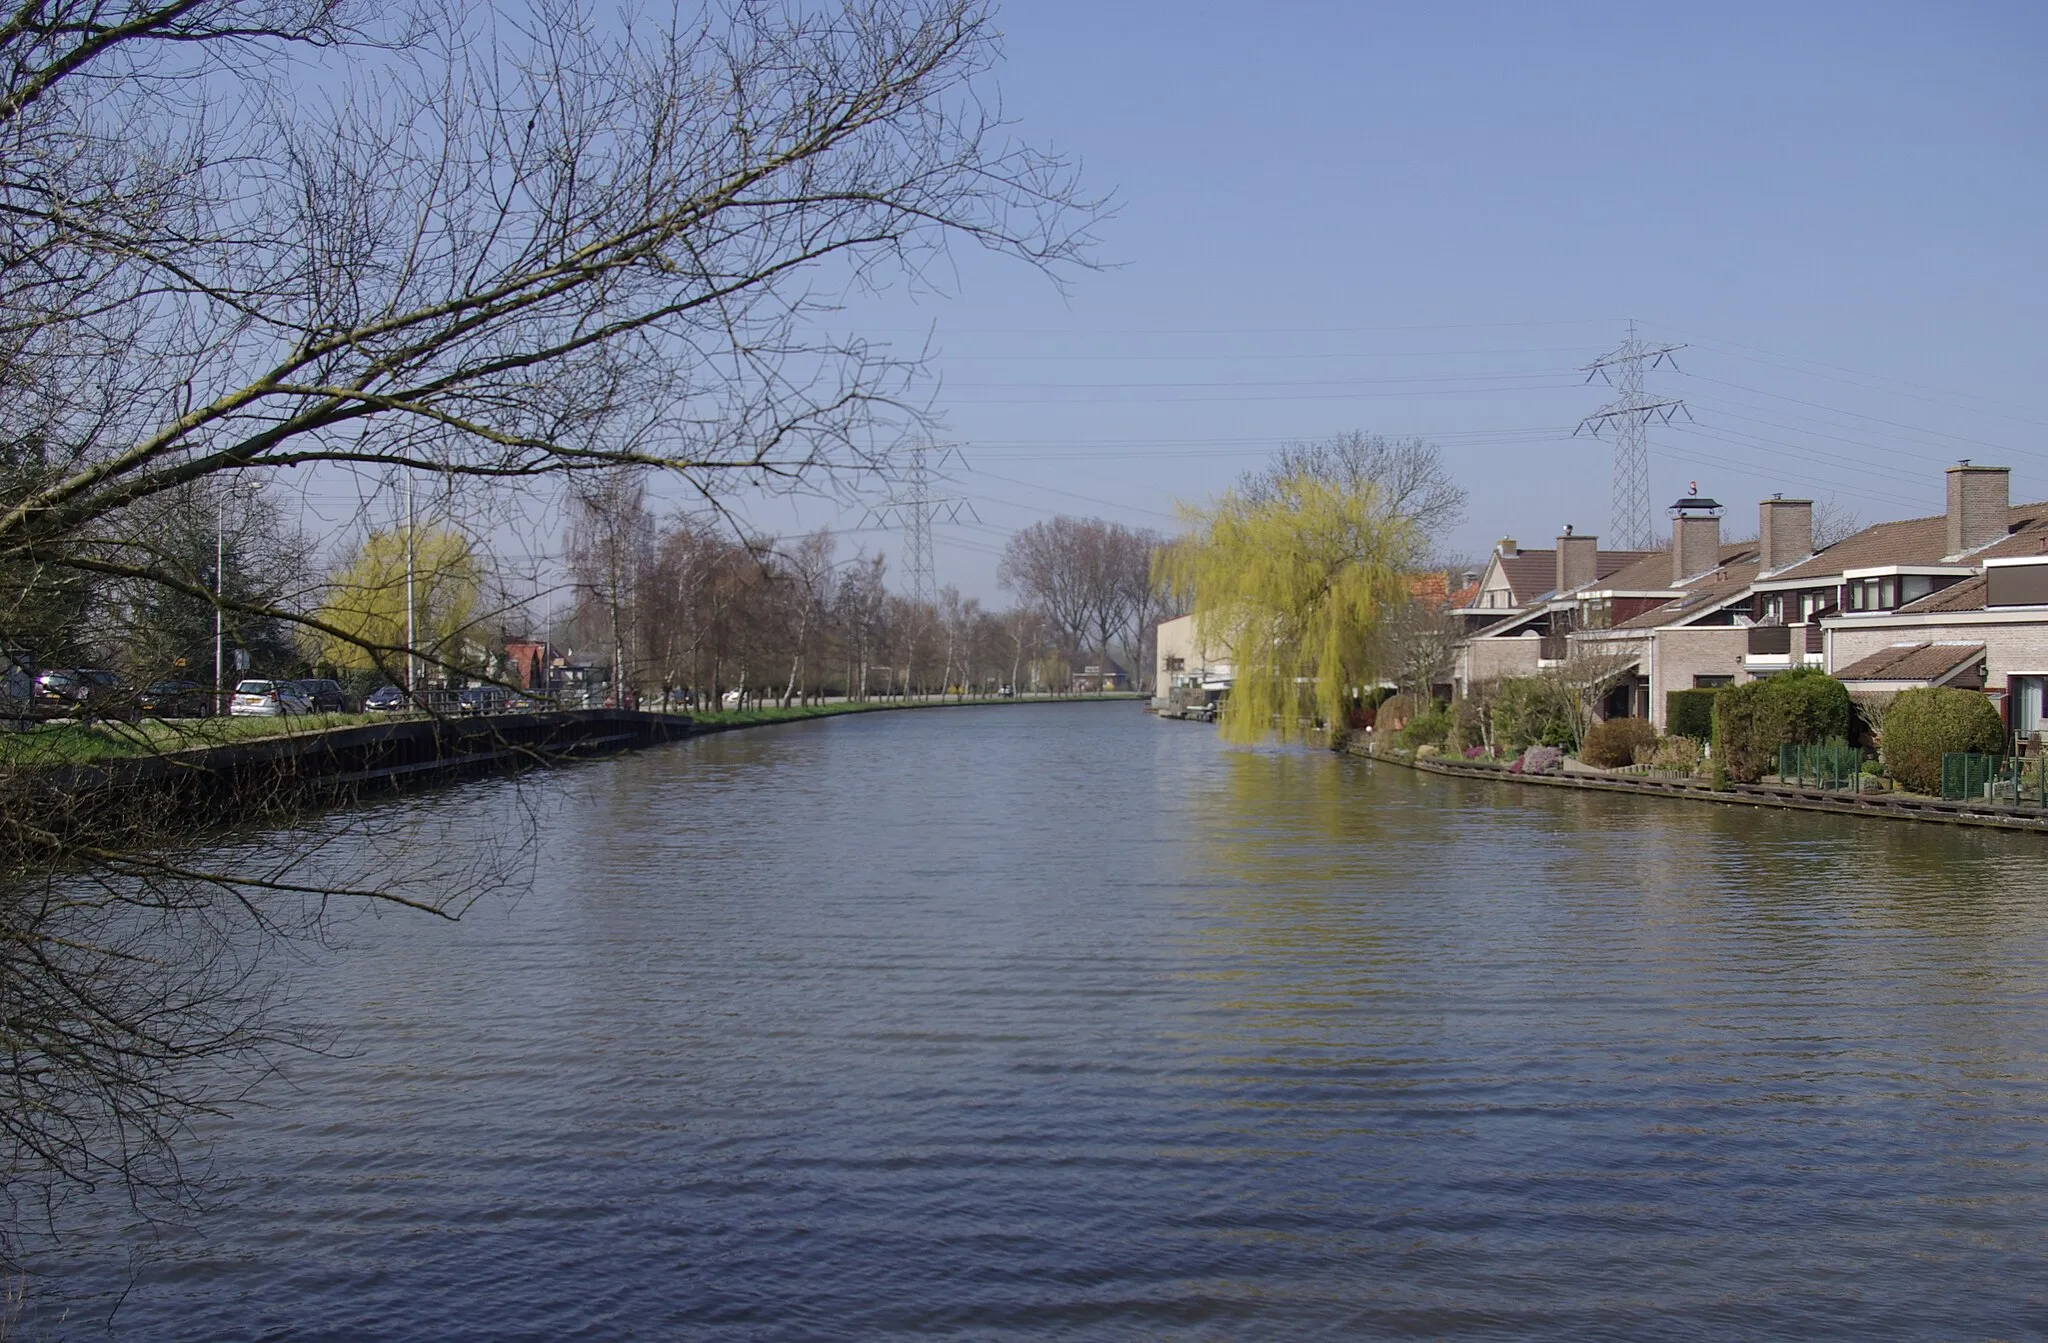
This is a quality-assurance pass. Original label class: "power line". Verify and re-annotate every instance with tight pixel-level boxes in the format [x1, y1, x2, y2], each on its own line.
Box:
[863, 443, 977, 607]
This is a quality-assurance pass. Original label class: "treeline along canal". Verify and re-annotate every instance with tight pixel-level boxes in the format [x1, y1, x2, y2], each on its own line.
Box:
[31, 702, 2048, 1338]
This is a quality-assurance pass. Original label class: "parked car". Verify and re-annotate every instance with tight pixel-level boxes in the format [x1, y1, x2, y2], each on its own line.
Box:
[138, 678, 209, 718]
[362, 684, 407, 713]
[294, 678, 353, 713]
[230, 678, 312, 717]
[33, 668, 126, 718]
[458, 686, 508, 715]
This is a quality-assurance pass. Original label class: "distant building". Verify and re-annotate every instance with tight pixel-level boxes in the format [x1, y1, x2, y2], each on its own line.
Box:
[503, 638, 553, 689]
[1153, 613, 1233, 710]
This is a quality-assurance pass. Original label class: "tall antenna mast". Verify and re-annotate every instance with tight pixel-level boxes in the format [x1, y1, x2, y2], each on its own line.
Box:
[1575, 320, 1688, 550]
[866, 442, 976, 606]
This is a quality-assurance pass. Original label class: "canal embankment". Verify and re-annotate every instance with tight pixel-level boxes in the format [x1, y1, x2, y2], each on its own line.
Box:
[5, 694, 1145, 839]
[1348, 737, 2048, 836]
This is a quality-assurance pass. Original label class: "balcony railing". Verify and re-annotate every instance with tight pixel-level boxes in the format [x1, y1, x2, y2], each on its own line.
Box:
[1746, 625, 1792, 656]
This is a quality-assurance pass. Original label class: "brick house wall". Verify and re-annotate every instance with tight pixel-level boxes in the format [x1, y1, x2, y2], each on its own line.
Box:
[1647, 627, 1749, 730]
[1829, 616, 2048, 699]
[1459, 633, 1544, 695]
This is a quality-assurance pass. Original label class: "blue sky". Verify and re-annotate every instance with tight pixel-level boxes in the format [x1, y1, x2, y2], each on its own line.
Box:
[499, 1, 2041, 602]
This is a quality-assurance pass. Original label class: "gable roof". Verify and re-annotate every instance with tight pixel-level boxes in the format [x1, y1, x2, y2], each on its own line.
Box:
[1610, 558, 1764, 630]
[1834, 642, 1986, 684]
[1477, 548, 1655, 607]
[1765, 502, 2048, 583]
[1584, 540, 1760, 595]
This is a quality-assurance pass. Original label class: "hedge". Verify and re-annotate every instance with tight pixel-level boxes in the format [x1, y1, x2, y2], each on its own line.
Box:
[1580, 717, 1658, 768]
[1881, 686, 2005, 794]
[1665, 688, 1718, 741]
[1712, 669, 1853, 783]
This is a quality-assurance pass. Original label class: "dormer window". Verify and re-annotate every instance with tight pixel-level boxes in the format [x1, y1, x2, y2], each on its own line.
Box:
[1841, 567, 1965, 612]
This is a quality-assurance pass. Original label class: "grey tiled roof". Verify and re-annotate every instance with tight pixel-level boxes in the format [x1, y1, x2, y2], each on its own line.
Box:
[1764, 503, 2048, 582]
[1834, 642, 1985, 683]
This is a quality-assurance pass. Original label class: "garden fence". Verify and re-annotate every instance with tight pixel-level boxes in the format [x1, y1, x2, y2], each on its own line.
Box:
[1778, 742, 1864, 791]
[1941, 753, 2048, 808]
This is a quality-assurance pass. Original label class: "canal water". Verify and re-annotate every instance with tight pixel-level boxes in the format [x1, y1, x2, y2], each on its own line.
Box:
[30, 702, 2048, 1338]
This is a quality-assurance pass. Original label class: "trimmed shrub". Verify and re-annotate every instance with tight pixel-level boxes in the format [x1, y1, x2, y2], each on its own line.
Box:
[1881, 686, 2005, 794]
[1492, 676, 1573, 749]
[1766, 667, 1854, 746]
[1711, 680, 1774, 783]
[1376, 692, 1424, 732]
[1580, 717, 1658, 769]
[1712, 669, 1854, 783]
[1666, 688, 1718, 740]
[1396, 705, 1452, 749]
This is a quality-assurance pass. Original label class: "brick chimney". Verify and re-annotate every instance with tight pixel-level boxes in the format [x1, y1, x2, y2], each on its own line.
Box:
[1946, 463, 2010, 556]
[1667, 491, 1723, 584]
[1556, 528, 1598, 593]
[1758, 495, 1814, 573]
[1671, 509, 1721, 583]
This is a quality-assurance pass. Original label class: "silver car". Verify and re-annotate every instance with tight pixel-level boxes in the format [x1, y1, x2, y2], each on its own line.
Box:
[230, 678, 313, 717]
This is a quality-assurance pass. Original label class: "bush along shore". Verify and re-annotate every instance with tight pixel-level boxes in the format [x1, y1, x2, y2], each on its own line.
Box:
[1343, 673, 2048, 836]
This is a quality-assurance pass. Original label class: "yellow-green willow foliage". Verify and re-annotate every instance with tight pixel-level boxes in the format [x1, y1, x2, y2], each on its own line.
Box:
[1159, 471, 1414, 744]
[315, 527, 483, 675]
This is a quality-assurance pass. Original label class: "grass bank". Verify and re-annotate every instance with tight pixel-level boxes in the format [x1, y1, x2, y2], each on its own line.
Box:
[0, 713, 384, 767]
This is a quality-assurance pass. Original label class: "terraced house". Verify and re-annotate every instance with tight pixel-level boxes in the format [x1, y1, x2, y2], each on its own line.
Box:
[1453, 463, 2048, 746]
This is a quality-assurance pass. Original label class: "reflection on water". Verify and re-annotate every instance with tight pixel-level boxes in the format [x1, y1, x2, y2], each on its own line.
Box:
[28, 704, 2048, 1340]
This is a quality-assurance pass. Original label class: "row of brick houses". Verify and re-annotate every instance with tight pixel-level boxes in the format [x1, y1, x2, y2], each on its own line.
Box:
[1451, 463, 2048, 746]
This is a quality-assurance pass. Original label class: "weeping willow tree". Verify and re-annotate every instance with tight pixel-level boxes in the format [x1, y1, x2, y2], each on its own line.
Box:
[1160, 470, 1419, 744]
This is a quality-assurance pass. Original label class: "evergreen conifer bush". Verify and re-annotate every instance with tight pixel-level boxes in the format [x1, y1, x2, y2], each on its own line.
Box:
[1880, 687, 2004, 794]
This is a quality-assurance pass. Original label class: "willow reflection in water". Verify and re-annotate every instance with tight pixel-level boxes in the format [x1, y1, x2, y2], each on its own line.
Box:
[27, 704, 2048, 1339]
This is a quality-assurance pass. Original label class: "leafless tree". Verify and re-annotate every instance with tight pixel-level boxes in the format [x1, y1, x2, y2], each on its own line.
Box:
[1243, 431, 1467, 549]
[1813, 495, 1863, 550]
[1377, 593, 1464, 702]
[567, 470, 656, 704]
[1001, 515, 1162, 688]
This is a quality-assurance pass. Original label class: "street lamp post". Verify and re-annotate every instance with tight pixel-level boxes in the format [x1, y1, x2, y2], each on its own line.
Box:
[214, 494, 226, 715]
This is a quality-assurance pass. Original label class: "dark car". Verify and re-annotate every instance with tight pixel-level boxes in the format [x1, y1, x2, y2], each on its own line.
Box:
[294, 678, 353, 713]
[138, 678, 210, 718]
[458, 686, 508, 716]
[361, 684, 407, 713]
[33, 668, 126, 718]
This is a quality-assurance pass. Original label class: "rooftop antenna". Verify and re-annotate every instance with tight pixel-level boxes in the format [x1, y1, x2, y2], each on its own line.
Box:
[1576, 320, 1690, 550]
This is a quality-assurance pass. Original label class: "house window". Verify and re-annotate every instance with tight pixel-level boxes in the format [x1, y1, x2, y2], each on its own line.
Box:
[1900, 574, 1933, 604]
[1878, 576, 1896, 608]
[2015, 676, 2046, 737]
[1694, 674, 1734, 688]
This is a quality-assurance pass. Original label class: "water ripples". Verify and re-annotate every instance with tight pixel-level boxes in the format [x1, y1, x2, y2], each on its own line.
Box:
[29, 704, 2048, 1340]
